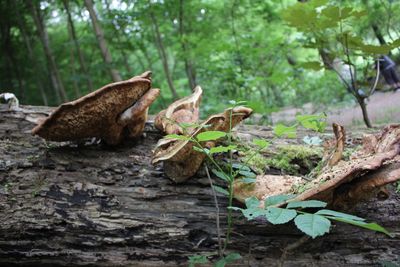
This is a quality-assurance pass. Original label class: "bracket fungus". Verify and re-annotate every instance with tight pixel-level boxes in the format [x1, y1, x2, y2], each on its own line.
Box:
[234, 124, 400, 210]
[152, 106, 253, 183]
[154, 86, 202, 135]
[32, 71, 160, 145]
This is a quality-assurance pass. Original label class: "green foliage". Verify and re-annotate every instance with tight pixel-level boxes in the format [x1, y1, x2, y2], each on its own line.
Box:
[197, 131, 227, 142]
[265, 145, 323, 175]
[188, 255, 209, 267]
[237, 197, 390, 239]
[214, 253, 242, 267]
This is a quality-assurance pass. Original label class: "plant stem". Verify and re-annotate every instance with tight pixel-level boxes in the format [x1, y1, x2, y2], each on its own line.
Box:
[205, 165, 222, 257]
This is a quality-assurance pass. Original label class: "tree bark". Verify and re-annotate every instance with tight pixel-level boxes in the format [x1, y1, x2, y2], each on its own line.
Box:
[149, 4, 179, 100]
[178, 0, 197, 90]
[0, 104, 399, 266]
[62, 0, 94, 92]
[84, 0, 122, 82]
[27, 0, 68, 103]
[358, 98, 373, 128]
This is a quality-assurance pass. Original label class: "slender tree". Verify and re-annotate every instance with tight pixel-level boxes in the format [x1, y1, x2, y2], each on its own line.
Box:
[148, 2, 179, 99]
[27, 0, 68, 103]
[84, 0, 122, 82]
[62, 0, 94, 92]
[178, 0, 197, 90]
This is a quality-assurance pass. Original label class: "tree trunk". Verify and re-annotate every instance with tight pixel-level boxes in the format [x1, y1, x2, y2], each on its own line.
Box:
[148, 4, 179, 99]
[62, 0, 94, 92]
[1, 104, 399, 266]
[358, 98, 373, 128]
[27, 0, 68, 103]
[84, 0, 122, 82]
[14, 1, 48, 106]
[178, 0, 197, 90]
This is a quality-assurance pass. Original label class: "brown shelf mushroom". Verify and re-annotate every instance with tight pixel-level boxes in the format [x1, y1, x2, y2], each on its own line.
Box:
[233, 124, 400, 210]
[152, 106, 253, 182]
[32, 71, 160, 145]
[154, 86, 202, 135]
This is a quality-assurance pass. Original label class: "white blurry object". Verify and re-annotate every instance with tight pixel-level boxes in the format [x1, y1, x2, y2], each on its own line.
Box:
[0, 92, 20, 110]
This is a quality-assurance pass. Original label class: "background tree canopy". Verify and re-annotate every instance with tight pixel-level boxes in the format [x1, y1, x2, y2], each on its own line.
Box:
[1, 0, 400, 121]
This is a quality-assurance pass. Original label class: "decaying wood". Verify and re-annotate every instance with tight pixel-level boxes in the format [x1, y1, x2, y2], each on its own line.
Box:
[0, 105, 399, 267]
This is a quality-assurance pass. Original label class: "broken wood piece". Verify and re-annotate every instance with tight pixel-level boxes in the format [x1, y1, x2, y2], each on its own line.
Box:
[233, 124, 400, 210]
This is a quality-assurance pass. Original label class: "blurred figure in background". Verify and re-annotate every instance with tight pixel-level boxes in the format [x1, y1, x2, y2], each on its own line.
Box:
[378, 55, 400, 91]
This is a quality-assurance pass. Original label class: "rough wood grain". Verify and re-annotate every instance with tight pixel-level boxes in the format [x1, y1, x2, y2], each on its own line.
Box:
[0, 105, 399, 267]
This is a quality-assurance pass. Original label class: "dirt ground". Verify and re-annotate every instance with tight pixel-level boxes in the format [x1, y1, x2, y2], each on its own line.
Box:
[271, 91, 400, 127]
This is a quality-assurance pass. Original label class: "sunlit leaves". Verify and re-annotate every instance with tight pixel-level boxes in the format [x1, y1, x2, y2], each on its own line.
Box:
[209, 145, 237, 154]
[295, 114, 327, 133]
[252, 138, 270, 149]
[298, 61, 323, 71]
[165, 134, 190, 141]
[274, 124, 297, 138]
[196, 131, 227, 142]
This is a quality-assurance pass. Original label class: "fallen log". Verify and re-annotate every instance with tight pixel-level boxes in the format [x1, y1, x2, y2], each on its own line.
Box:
[0, 104, 399, 266]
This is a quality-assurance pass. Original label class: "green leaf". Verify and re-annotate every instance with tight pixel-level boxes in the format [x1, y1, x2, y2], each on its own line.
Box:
[294, 214, 331, 238]
[193, 146, 209, 154]
[264, 194, 295, 207]
[165, 134, 190, 140]
[212, 185, 229, 196]
[329, 217, 391, 236]
[239, 170, 256, 178]
[265, 207, 297, 224]
[245, 196, 260, 209]
[188, 255, 208, 267]
[315, 209, 365, 221]
[215, 253, 242, 267]
[298, 61, 323, 71]
[287, 200, 327, 209]
[196, 131, 227, 142]
[273, 124, 297, 138]
[209, 145, 237, 154]
[211, 169, 230, 182]
[295, 114, 327, 132]
[232, 163, 251, 172]
[241, 178, 257, 184]
[242, 207, 267, 220]
[252, 139, 270, 149]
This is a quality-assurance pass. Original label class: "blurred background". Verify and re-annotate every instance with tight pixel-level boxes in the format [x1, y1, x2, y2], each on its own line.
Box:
[1, 0, 400, 126]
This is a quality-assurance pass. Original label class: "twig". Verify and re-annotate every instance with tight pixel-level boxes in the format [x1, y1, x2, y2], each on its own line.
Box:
[368, 57, 380, 96]
[205, 164, 222, 257]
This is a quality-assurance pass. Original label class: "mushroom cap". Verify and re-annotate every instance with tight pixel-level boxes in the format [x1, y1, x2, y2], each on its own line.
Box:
[154, 86, 202, 134]
[152, 106, 253, 182]
[32, 72, 152, 145]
